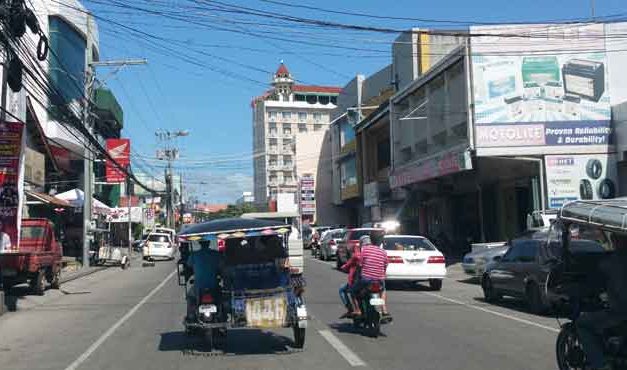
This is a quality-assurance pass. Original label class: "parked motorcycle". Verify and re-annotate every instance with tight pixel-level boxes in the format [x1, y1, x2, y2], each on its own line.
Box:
[351, 280, 386, 338]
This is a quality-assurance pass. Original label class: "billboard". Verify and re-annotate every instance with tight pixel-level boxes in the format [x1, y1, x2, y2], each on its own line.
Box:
[545, 154, 618, 209]
[0, 121, 25, 252]
[471, 24, 611, 151]
[106, 139, 130, 183]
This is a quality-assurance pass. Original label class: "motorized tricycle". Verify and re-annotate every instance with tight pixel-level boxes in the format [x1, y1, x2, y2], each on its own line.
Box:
[546, 200, 627, 370]
[177, 218, 308, 351]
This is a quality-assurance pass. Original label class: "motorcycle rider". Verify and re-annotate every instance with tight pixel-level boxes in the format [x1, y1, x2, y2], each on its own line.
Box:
[339, 235, 363, 318]
[350, 235, 391, 319]
[577, 232, 627, 370]
[185, 240, 222, 322]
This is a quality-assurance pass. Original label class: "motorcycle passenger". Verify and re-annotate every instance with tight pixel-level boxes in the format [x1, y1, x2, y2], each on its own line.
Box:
[351, 235, 391, 319]
[339, 235, 363, 318]
[185, 240, 222, 322]
[577, 232, 627, 370]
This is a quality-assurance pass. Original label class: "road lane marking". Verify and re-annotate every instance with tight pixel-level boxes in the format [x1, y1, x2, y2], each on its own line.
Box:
[308, 257, 336, 267]
[64, 270, 177, 370]
[319, 330, 367, 367]
[425, 292, 560, 333]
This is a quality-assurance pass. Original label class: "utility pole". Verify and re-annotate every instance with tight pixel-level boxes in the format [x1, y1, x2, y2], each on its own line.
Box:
[126, 170, 133, 259]
[155, 129, 188, 229]
[81, 13, 146, 268]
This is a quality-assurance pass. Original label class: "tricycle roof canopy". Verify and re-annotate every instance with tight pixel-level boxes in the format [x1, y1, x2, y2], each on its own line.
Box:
[178, 218, 290, 240]
[560, 199, 627, 232]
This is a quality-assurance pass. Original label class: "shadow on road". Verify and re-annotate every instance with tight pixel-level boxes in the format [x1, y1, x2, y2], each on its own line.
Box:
[472, 297, 555, 317]
[159, 329, 297, 355]
[457, 277, 481, 285]
[328, 322, 388, 338]
[385, 281, 433, 292]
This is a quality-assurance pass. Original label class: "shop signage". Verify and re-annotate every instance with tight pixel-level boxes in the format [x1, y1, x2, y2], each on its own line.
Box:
[389, 149, 472, 189]
[364, 182, 379, 207]
[105, 138, 130, 183]
[471, 23, 611, 151]
[299, 175, 315, 215]
[0, 121, 25, 252]
[545, 154, 618, 209]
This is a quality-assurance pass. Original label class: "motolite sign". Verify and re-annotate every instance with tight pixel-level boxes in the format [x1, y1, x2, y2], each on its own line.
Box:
[299, 175, 315, 215]
[105, 139, 130, 183]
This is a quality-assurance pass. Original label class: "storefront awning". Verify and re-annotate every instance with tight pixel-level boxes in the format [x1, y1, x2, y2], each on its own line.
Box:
[25, 190, 71, 207]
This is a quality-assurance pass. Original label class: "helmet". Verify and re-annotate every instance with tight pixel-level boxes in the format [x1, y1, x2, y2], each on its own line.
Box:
[359, 235, 372, 246]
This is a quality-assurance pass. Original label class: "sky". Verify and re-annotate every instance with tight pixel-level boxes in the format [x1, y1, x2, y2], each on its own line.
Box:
[81, 0, 627, 203]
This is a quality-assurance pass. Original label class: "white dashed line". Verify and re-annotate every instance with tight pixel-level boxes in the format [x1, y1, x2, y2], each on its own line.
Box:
[319, 330, 367, 367]
[424, 292, 560, 333]
[64, 270, 177, 370]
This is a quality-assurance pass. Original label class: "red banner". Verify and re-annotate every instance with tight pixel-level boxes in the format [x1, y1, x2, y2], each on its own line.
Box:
[105, 138, 130, 183]
[0, 121, 25, 252]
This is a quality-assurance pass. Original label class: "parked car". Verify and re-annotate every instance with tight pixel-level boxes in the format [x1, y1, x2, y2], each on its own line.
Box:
[318, 228, 345, 261]
[383, 235, 447, 290]
[336, 228, 385, 269]
[155, 227, 177, 246]
[462, 245, 509, 278]
[143, 233, 175, 261]
[481, 226, 608, 314]
[0, 219, 63, 294]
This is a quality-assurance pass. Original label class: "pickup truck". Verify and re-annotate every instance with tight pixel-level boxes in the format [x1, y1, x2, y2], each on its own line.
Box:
[0, 219, 63, 295]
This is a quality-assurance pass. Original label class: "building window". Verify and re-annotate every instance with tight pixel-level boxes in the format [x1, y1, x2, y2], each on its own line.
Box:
[284, 172, 293, 182]
[268, 123, 277, 134]
[269, 138, 277, 145]
[340, 158, 357, 187]
[282, 123, 292, 135]
[330, 96, 338, 105]
[282, 111, 292, 121]
[314, 124, 322, 131]
[268, 111, 278, 121]
[269, 155, 278, 166]
[298, 123, 307, 132]
[306, 95, 318, 104]
[340, 121, 355, 146]
[377, 140, 390, 170]
[283, 155, 293, 167]
[298, 112, 307, 122]
[49, 16, 87, 105]
[319, 96, 330, 105]
[313, 112, 322, 122]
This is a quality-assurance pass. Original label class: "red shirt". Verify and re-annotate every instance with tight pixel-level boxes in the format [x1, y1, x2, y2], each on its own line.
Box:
[341, 247, 361, 286]
[360, 244, 388, 281]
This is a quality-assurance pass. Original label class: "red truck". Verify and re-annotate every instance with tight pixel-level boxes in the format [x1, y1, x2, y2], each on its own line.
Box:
[0, 219, 63, 295]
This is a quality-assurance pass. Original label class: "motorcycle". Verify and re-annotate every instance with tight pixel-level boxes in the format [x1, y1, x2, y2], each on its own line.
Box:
[555, 303, 627, 370]
[351, 280, 386, 338]
[309, 235, 321, 258]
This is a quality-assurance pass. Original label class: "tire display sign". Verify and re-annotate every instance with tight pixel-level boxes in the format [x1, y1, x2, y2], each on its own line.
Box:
[545, 154, 618, 209]
[0, 121, 25, 253]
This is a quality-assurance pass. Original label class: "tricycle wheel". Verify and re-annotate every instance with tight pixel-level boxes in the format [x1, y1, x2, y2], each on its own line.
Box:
[292, 326, 306, 348]
[2, 278, 15, 292]
[50, 269, 61, 289]
[31, 269, 46, 296]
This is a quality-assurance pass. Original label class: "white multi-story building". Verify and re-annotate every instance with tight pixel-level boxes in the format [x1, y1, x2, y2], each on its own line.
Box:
[252, 63, 341, 206]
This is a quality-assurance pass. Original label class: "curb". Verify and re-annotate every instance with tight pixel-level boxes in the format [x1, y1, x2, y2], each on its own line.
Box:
[60, 266, 109, 284]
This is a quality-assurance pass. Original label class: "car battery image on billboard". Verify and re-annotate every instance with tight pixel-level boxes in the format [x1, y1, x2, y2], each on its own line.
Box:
[524, 97, 543, 113]
[523, 81, 542, 99]
[521, 56, 560, 85]
[563, 94, 581, 118]
[504, 96, 524, 120]
[544, 81, 564, 99]
[562, 59, 605, 102]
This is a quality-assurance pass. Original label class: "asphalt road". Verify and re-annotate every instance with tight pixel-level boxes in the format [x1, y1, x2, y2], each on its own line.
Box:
[0, 254, 561, 370]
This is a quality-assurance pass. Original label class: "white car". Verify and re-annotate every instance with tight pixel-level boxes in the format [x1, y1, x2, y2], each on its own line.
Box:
[383, 235, 447, 291]
[143, 233, 176, 260]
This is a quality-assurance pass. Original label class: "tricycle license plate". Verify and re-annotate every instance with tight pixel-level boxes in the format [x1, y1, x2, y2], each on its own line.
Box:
[199, 305, 217, 315]
[245, 296, 287, 328]
[369, 298, 385, 306]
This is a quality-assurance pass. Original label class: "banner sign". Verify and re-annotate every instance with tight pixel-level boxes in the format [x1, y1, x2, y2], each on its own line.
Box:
[545, 154, 618, 209]
[106, 207, 142, 223]
[105, 139, 130, 183]
[0, 121, 25, 252]
[471, 24, 611, 151]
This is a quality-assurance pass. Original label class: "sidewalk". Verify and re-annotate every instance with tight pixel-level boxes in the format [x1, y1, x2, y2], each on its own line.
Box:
[1, 253, 144, 316]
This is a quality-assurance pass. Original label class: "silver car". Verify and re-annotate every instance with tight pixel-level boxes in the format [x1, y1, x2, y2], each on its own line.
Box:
[318, 229, 345, 261]
[462, 245, 509, 278]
